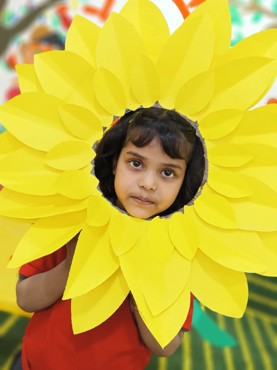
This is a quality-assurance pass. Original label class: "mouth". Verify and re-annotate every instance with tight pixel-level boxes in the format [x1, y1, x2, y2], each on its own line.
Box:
[130, 196, 154, 206]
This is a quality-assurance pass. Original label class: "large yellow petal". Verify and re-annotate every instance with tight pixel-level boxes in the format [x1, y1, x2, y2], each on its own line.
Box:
[34, 50, 93, 99]
[138, 284, 191, 348]
[194, 187, 237, 229]
[94, 67, 127, 116]
[193, 0, 231, 57]
[64, 225, 119, 299]
[16, 64, 42, 93]
[199, 109, 244, 140]
[207, 57, 277, 112]
[109, 213, 141, 256]
[230, 105, 277, 147]
[54, 169, 98, 200]
[0, 217, 31, 316]
[208, 166, 253, 198]
[87, 195, 111, 227]
[189, 250, 248, 317]
[157, 11, 214, 108]
[235, 203, 276, 232]
[207, 142, 253, 167]
[234, 144, 277, 191]
[168, 210, 198, 260]
[119, 241, 191, 347]
[138, 237, 191, 316]
[194, 212, 267, 273]
[71, 270, 129, 334]
[258, 232, 277, 276]
[147, 218, 174, 264]
[176, 71, 215, 116]
[120, 0, 170, 63]
[96, 12, 144, 110]
[8, 211, 86, 268]
[130, 54, 160, 107]
[0, 147, 59, 195]
[45, 141, 95, 170]
[34, 51, 107, 117]
[0, 188, 88, 219]
[0, 93, 73, 151]
[59, 104, 103, 142]
[65, 15, 100, 67]
[218, 28, 277, 64]
[0, 132, 23, 161]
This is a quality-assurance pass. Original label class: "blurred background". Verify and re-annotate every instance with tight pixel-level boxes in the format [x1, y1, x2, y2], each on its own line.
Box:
[0, 1, 276, 369]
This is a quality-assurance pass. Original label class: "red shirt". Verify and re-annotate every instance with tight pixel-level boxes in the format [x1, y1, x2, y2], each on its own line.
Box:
[19, 248, 193, 370]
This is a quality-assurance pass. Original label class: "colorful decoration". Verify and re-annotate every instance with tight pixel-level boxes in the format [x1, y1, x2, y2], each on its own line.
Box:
[0, 0, 276, 348]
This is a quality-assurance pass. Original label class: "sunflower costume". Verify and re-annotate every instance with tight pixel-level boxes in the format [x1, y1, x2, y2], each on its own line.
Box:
[0, 0, 276, 348]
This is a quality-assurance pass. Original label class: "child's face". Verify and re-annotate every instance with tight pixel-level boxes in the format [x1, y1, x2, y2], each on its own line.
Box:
[114, 138, 187, 219]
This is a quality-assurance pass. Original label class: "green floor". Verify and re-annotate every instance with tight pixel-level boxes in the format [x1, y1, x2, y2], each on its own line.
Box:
[1, 275, 276, 370]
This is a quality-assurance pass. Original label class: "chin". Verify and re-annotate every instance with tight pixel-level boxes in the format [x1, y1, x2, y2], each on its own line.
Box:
[127, 209, 154, 220]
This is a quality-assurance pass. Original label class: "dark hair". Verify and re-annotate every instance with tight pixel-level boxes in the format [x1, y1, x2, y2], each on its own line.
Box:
[94, 107, 205, 217]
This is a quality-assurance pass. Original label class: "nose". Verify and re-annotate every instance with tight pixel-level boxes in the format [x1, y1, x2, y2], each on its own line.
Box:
[139, 171, 157, 191]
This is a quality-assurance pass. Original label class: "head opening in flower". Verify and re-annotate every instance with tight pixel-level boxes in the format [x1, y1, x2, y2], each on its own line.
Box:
[94, 106, 206, 218]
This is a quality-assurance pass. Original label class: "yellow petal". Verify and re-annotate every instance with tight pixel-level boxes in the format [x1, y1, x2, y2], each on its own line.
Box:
[87, 195, 111, 227]
[157, 10, 214, 107]
[232, 201, 277, 233]
[195, 213, 267, 273]
[0, 147, 59, 195]
[208, 57, 277, 112]
[94, 68, 126, 116]
[208, 142, 253, 167]
[8, 211, 85, 268]
[0, 132, 22, 161]
[65, 15, 100, 67]
[199, 109, 244, 140]
[138, 286, 191, 348]
[194, 0, 231, 56]
[59, 104, 103, 141]
[229, 175, 277, 231]
[230, 105, 277, 147]
[0, 217, 31, 316]
[109, 213, 141, 256]
[55, 170, 98, 200]
[96, 12, 144, 109]
[138, 238, 191, 315]
[258, 232, 277, 276]
[219, 28, 277, 63]
[208, 167, 253, 198]
[34, 51, 107, 117]
[168, 210, 198, 260]
[176, 71, 215, 116]
[34, 50, 93, 100]
[0, 93, 75, 151]
[235, 144, 277, 191]
[0, 188, 88, 219]
[45, 140, 95, 170]
[146, 218, 174, 264]
[194, 188, 237, 229]
[130, 54, 160, 107]
[71, 270, 129, 334]
[189, 250, 248, 317]
[119, 242, 191, 347]
[16, 64, 42, 93]
[120, 0, 170, 63]
[64, 225, 119, 299]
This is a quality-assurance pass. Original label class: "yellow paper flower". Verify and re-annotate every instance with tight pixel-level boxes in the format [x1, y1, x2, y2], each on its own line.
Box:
[0, 0, 277, 347]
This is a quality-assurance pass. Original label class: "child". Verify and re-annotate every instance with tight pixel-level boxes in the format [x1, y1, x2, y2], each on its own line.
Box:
[16, 107, 205, 370]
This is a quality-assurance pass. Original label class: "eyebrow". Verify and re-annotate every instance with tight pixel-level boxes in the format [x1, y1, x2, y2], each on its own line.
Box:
[125, 151, 185, 170]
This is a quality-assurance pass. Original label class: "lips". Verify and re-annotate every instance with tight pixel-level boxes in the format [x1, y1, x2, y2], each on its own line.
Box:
[131, 195, 154, 205]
